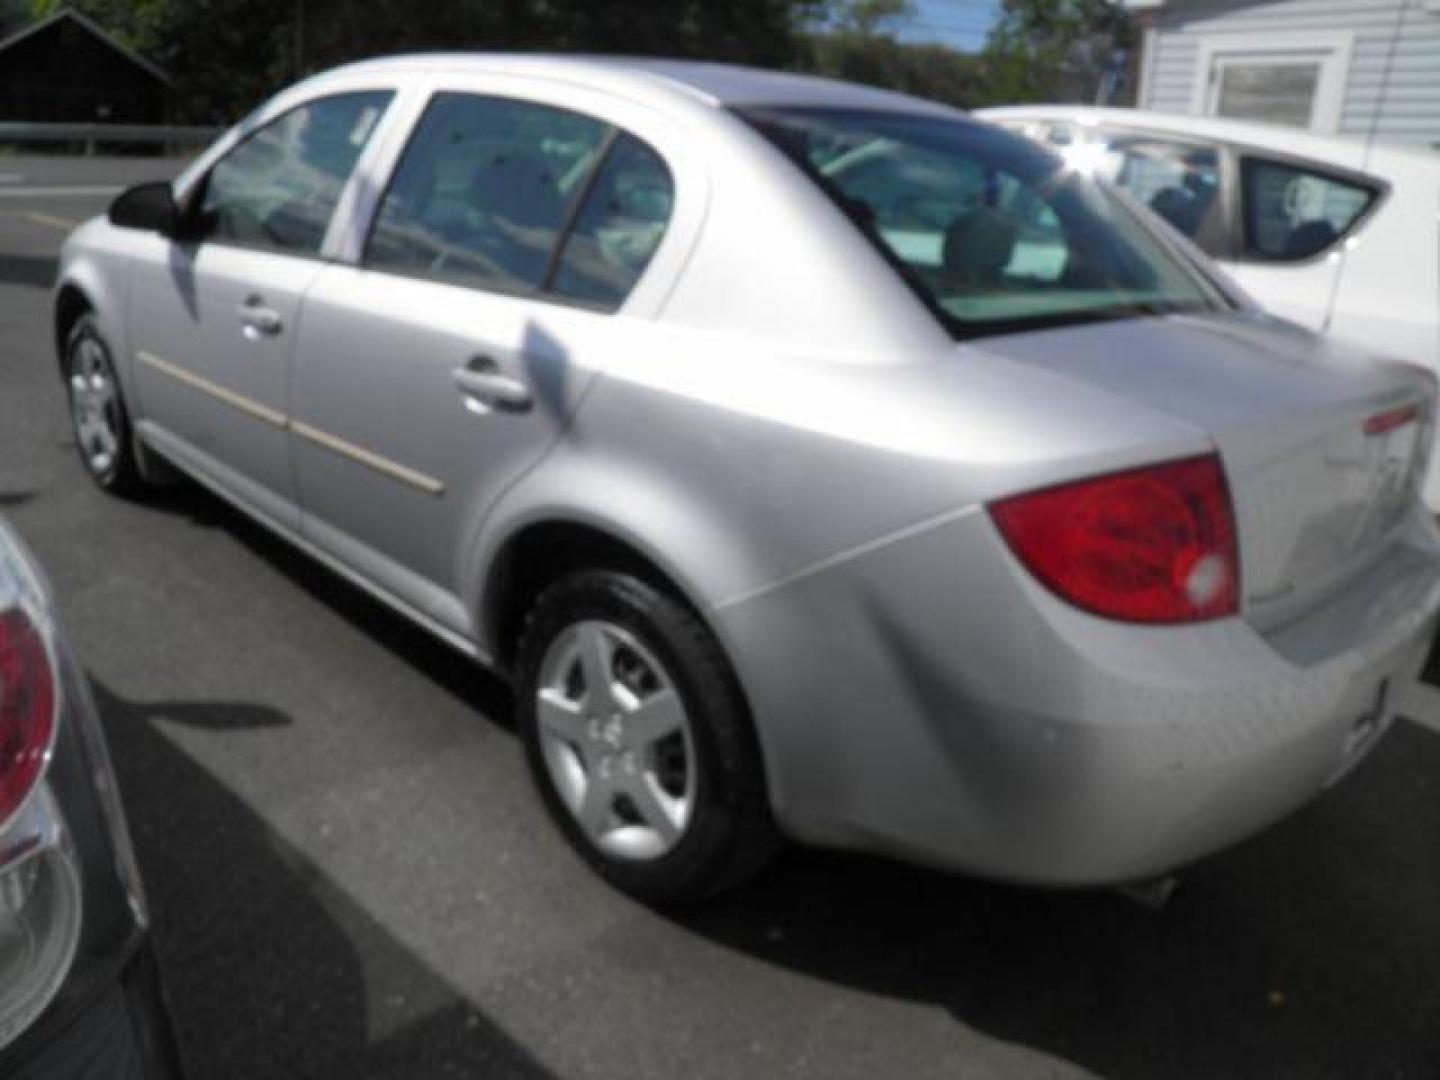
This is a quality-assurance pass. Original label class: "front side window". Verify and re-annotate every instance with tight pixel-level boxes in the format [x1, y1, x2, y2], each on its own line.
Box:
[197, 91, 392, 255]
[744, 107, 1227, 338]
[1239, 157, 1377, 261]
[364, 93, 611, 296]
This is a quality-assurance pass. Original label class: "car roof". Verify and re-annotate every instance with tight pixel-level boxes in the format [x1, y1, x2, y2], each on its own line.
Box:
[976, 104, 1440, 170]
[319, 53, 964, 117]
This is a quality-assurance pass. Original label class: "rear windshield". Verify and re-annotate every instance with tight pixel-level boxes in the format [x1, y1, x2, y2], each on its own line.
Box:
[739, 107, 1231, 339]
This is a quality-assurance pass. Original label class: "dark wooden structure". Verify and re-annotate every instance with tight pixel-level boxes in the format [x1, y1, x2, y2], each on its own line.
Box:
[0, 8, 170, 123]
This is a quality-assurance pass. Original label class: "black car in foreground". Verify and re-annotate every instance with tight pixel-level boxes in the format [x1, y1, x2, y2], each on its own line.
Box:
[0, 521, 181, 1079]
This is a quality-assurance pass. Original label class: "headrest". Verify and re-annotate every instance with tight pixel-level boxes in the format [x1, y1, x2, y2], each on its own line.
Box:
[469, 150, 563, 229]
[1284, 219, 1338, 259]
[1149, 186, 1206, 235]
[942, 208, 1018, 283]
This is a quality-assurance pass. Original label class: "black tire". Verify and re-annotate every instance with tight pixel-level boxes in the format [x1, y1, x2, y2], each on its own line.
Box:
[516, 569, 780, 905]
[63, 313, 146, 496]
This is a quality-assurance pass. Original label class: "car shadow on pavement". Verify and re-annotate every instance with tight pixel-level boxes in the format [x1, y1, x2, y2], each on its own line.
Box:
[90, 678, 553, 1080]
[114, 478, 1440, 1078]
[126, 479, 515, 726]
[676, 721, 1440, 1079]
[0, 253, 57, 289]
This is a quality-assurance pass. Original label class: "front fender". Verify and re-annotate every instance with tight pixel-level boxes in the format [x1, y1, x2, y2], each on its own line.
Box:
[55, 221, 135, 406]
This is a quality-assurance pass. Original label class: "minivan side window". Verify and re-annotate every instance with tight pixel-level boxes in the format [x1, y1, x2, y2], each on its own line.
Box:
[195, 91, 393, 256]
[550, 133, 675, 308]
[1038, 126, 1221, 245]
[1107, 137, 1221, 244]
[364, 93, 611, 296]
[1239, 157, 1378, 261]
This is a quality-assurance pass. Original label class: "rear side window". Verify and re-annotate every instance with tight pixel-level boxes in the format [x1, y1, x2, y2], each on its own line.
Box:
[550, 134, 675, 308]
[365, 93, 620, 298]
[1240, 157, 1378, 261]
[197, 91, 392, 256]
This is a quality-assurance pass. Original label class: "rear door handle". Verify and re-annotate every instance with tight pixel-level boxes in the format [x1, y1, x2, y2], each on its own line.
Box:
[237, 295, 283, 339]
[453, 356, 532, 413]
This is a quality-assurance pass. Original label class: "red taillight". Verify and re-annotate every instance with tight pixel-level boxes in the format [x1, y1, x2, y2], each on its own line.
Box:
[1363, 403, 1419, 437]
[989, 454, 1239, 624]
[0, 608, 55, 826]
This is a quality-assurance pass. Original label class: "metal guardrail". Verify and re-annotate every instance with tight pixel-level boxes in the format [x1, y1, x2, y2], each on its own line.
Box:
[0, 122, 223, 152]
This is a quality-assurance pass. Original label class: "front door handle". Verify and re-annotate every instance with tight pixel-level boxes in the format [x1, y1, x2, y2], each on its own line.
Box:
[453, 356, 532, 413]
[238, 295, 283, 339]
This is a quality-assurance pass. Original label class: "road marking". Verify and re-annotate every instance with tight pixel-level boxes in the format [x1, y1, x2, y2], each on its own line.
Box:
[25, 210, 76, 230]
[0, 185, 121, 198]
[1398, 680, 1440, 736]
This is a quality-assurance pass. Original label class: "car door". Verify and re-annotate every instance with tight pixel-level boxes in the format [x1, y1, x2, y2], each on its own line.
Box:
[126, 89, 393, 527]
[1221, 153, 1380, 334]
[289, 88, 680, 634]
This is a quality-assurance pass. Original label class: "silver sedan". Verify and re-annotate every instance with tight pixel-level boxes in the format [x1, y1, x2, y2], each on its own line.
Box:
[54, 55, 1440, 903]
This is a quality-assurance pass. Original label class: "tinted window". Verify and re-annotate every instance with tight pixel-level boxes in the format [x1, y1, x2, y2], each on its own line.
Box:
[744, 107, 1227, 338]
[1240, 157, 1377, 261]
[1110, 139, 1220, 242]
[550, 134, 675, 308]
[365, 93, 610, 294]
[197, 91, 392, 255]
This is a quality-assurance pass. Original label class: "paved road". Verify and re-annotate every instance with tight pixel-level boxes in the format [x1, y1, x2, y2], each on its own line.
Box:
[2, 156, 1439, 1079]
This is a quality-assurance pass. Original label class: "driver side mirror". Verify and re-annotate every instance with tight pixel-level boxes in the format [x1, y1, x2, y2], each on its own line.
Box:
[108, 182, 179, 237]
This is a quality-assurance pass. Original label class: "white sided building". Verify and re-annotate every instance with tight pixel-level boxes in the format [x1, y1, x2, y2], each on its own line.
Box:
[1124, 0, 1440, 149]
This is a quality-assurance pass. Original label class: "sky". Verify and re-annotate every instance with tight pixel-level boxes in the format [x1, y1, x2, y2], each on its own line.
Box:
[897, 0, 1003, 52]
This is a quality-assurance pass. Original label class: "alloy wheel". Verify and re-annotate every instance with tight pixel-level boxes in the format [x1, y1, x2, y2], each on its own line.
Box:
[534, 619, 696, 861]
[67, 336, 120, 478]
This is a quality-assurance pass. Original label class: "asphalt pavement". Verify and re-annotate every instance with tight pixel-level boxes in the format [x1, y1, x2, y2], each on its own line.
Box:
[1, 155, 1438, 1080]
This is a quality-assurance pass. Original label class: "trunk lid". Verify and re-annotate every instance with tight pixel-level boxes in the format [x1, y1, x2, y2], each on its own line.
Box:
[970, 311, 1436, 629]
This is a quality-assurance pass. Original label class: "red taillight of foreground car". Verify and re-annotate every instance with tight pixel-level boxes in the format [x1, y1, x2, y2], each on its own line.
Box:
[989, 453, 1239, 624]
[0, 608, 55, 827]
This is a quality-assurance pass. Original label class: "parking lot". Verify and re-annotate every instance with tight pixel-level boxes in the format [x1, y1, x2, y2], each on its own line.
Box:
[2, 155, 1439, 1079]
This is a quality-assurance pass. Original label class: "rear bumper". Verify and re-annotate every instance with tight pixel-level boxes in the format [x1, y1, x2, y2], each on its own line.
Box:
[717, 505, 1440, 885]
[3, 941, 182, 1080]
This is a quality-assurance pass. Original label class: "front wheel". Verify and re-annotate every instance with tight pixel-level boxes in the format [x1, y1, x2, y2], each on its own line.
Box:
[64, 314, 145, 496]
[516, 570, 778, 905]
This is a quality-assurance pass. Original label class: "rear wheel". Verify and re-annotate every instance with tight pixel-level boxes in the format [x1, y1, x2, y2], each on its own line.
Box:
[516, 570, 778, 905]
[64, 315, 145, 496]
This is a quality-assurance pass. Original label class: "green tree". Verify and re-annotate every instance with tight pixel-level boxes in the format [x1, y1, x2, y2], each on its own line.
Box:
[978, 0, 1134, 106]
[25, 0, 830, 123]
[803, 0, 990, 110]
[827, 0, 912, 37]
